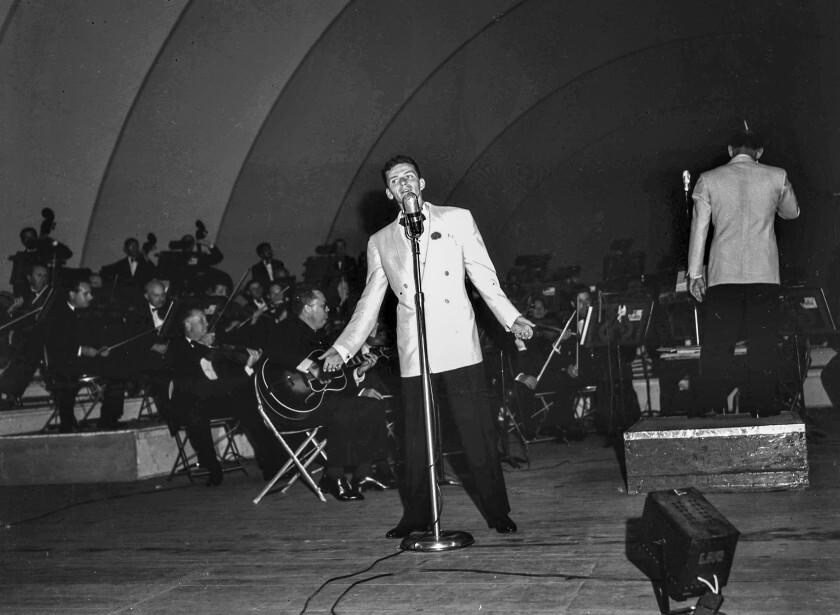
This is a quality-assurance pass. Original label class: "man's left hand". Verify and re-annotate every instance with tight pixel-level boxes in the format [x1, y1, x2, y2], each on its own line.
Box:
[511, 316, 535, 340]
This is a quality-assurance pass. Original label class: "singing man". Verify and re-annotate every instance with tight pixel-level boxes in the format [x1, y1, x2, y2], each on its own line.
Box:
[321, 154, 534, 538]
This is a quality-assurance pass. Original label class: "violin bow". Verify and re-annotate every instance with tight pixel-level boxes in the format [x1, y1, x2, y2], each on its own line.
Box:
[207, 268, 250, 333]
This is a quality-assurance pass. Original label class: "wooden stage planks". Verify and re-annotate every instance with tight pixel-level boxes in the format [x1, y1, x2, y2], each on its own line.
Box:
[0, 408, 838, 614]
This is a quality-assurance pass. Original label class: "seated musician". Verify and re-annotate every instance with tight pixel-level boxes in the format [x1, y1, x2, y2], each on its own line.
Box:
[263, 286, 390, 501]
[8, 226, 73, 296]
[512, 287, 597, 439]
[0, 264, 52, 408]
[100, 237, 158, 293]
[169, 308, 281, 485]
[266, 282, 289, 324]
[250, 242, 291, 289]
[41, 277, 126, 432]
[120, 279, 177, 412]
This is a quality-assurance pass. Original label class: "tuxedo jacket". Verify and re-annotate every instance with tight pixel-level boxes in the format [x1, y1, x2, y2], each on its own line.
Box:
[265, 316, 325, 372]
[333, 202, 521, 377]
[250, 259, 289, 287]
[169, 335, 247, 400]
[101, 257, 157, 287]
[688, 154, 799, 286]
[42, 301, 83, 374]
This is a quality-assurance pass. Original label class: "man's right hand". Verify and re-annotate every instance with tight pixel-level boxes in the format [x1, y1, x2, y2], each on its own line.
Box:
[319, 347, 344, 372]
[516, 374, 538, 391]
[690, 276, 706, 303]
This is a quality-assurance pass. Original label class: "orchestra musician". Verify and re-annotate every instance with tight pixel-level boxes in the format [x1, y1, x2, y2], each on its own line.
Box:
[120, 279, 176, 414]
[100, 237, 157, 291]
[512, 288, 596, 440]
[8, 226, 72, 296]
[169, 309, 281, 486]
[263, 287, 390, 501]
[250, 242, 291, 289]
[41, 278, 126, 432]
[0, 264, 53, 407]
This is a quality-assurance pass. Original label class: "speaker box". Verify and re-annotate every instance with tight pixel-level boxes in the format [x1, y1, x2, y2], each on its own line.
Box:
[641, 487, 739, 602]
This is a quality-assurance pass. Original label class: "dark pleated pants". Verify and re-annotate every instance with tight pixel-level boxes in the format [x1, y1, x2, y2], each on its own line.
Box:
[698, 283, 781, 414]
[400, 362, 510, 526]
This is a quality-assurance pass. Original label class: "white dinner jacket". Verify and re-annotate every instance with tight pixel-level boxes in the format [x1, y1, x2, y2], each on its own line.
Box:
[332, 202, 521, 377]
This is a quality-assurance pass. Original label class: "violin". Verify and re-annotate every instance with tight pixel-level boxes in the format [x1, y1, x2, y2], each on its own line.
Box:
[208, 343, 256, 365]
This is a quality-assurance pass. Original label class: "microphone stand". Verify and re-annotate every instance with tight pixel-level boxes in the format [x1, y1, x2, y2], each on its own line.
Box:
[400, 210, 474, 553]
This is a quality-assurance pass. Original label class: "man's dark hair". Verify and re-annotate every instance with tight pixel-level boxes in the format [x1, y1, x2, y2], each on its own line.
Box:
[291, 285, 320, 316]
[381, 155, 422, 186]
[729, 129, 763, 151]
[64, 276, 90, 295]
[256, 242, 271, 256]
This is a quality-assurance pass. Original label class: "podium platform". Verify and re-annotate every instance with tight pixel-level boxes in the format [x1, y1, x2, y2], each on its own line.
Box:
[623, 412, 808, 494]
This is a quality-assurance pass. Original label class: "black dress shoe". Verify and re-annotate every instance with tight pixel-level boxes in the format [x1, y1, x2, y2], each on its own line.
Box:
[205, 465, 224, 487]
[488, 515, 517, 534]
[352, 475, 390, 492]
[320, 476, 364, 501]
[385, 522, 429, 539]
[97, 419, 123, 431]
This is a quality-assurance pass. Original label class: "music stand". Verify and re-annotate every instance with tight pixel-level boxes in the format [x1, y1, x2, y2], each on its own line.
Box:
[581, 298, 654, 430]
[779, 286, 837, 336]
[779, 286, 837, 413]
[582, 299, 654, 349]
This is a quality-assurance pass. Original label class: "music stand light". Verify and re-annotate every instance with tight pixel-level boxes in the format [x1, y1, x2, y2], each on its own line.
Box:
[638, 487, 739, 614]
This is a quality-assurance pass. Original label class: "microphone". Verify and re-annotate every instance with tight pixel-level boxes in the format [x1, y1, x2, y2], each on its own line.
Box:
[682, 170, 691, 196]
[401, 192, 425, 238]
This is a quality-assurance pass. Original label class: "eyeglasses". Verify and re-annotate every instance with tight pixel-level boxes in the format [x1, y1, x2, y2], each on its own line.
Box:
[308, 302, 328, 310]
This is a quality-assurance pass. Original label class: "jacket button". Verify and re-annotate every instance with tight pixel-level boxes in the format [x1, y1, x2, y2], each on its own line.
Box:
[444, 299, 450, 304]
[444, 271, 449, 276]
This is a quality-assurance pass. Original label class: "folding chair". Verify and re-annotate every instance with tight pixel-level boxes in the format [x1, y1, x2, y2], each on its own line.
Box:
[137, 387, 158, 420]
[165, 381, 248, 482]
[40, 373, 105, 432]
[252, 380, 328, 504]
[573, 385, 598, 421]
[529, 390, 557, 441]
[167, 417, 249, 482]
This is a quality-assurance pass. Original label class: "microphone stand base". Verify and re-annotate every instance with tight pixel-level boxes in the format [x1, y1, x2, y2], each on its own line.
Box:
[400, 530, 474, 552]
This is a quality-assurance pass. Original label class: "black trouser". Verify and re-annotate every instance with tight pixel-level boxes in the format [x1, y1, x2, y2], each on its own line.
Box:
[400, 362, 510, 526]
[267, 394, 388, 470]
[698, 283, 781, 414]
[172, 377, 279, 474]
[52, 371, 125, 430]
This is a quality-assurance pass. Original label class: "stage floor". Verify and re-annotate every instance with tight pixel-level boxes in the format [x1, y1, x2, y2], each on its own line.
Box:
[1, 408, 839, 615]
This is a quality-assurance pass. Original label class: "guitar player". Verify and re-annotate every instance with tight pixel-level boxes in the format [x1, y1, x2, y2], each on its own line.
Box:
[263, 286, 391, 502]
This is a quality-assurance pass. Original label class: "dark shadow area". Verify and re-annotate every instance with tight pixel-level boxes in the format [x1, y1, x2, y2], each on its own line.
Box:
[356, 190, 396, 236]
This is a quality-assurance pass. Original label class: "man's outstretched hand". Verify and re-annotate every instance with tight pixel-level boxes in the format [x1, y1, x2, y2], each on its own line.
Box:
[319, 347, 344, 372]
[511, 315, 535, 340]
